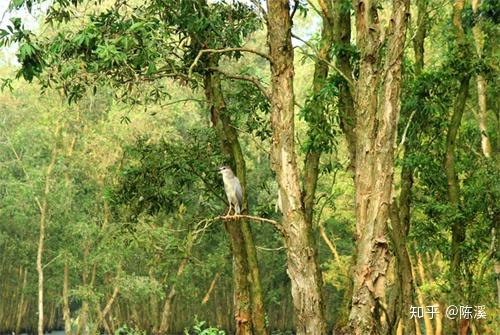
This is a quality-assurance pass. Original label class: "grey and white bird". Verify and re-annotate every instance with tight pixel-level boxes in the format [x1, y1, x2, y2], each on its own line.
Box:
[218, 165, 243, 215]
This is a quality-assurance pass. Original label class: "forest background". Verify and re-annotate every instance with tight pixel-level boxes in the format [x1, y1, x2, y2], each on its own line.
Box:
[0, 0, 498, 334]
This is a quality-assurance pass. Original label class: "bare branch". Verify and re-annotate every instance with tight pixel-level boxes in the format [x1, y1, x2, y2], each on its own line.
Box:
[250, 0, 268, 22]
[316, 0, 333, 21]
[292, 33, 355, 89]
[188, 48, 271, 78]
[396, 110, 416, 156]
[210, 67, 270, 101]
[256, 245, 285, 251]
[291, 0, 299, 19]
[161, 98, 205, 108]
[201, 272, 220, 304]
[305, 0, 322, 17]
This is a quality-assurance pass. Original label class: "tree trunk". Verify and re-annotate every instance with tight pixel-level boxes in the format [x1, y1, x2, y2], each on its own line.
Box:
[15, 267, 28, 335]
[63, 262, 72, 335]
[37, 125, 60, 335]
[219, 111, 268, 335]
[446, 78, 470, 272]
[447, 2, 470, 316]
[158, 234, 192, 334]
[204, 70, 263, 335]
[389, 197, 416, 335]
[413, 0, 428, 76]
[266, 1, 327, 333]
[332, 0, 356, 171]
[94, 285, 120, 334]
[385, 0, 428, 332]
[302, 1, 333, 225]
[348, 0, 409, 333]
[471, 0, 492, 158]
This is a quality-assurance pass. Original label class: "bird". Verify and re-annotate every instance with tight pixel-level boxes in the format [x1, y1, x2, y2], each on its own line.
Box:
[218, 165, 243, 215]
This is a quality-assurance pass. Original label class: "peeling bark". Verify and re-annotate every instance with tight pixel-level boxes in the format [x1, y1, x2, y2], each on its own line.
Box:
[348, 0, 410, 332]
[266, 0, 327, 333]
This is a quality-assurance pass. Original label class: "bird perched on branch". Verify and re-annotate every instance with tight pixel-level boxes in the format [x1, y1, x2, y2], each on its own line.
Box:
[218, 165, 243, 215]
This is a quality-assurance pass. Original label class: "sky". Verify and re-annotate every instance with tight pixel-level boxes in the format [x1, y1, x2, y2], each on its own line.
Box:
[0, 0, 45, 66]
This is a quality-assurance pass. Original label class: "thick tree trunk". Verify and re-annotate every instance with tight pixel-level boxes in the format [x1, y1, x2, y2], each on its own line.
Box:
[348, 0, 409, 333]
[266, 1, 326, 333]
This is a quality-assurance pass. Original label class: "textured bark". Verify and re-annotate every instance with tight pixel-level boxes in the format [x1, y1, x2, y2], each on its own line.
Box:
[388, 199, 416, 335]
[385, 0, 429, 331]
[348, 0, 409, 333]
[267, 0, 326, 333]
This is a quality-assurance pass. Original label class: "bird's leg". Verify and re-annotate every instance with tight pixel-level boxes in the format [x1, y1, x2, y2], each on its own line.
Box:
[235, 204, 240, 216]
[226, 203, 233, 216]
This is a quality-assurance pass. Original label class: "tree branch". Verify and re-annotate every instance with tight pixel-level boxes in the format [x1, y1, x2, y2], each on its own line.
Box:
[396, 110, 416, 156]
[249, 0, 268, 22]
[201, 272, 220, 304]
[292, 33, 355, 89]
[188, 48, 271, 78]
[209, 67, 270, 101]
[291, 0, 299, 19]
[216, 214, 279, 226]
